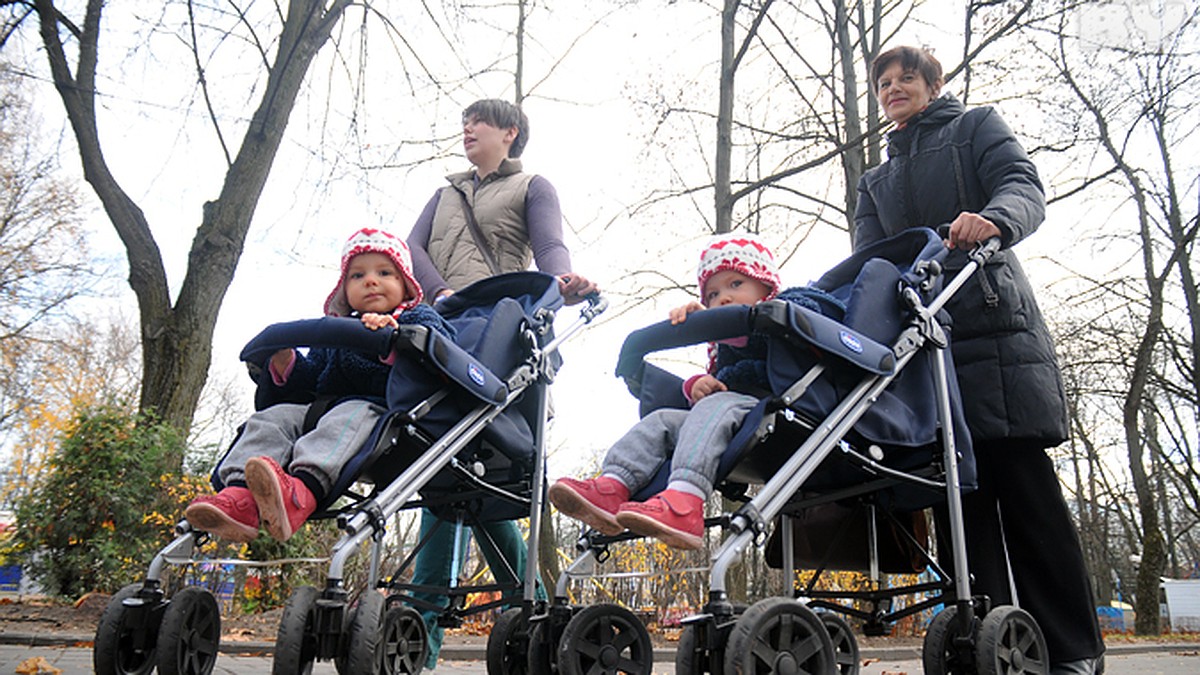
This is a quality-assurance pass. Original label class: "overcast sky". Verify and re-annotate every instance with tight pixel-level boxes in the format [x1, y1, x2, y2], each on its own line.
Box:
[14, 0, 1178, 478]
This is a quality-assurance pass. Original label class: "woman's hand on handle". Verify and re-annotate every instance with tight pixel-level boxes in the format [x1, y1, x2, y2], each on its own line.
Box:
[945, 212, 1001, 250]
[558, 273, 599, 305]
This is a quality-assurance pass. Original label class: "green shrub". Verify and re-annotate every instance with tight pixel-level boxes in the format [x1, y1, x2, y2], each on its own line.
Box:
[7, 404, 192, 598]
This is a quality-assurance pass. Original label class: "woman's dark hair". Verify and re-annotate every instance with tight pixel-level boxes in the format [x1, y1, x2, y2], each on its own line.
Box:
[463, 99, 531, 158]
[870, 46, 944, 95]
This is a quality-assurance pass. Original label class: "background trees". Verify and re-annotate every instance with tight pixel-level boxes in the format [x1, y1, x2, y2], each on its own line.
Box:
[0, 0, 1196, 635]
[15, 0, 352, 447]
[1022, 0, 1199, 633]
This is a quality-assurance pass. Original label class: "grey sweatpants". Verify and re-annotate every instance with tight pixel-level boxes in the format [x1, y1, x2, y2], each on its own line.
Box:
[217, 400, 385, 496]
[601, 391, 758, 497]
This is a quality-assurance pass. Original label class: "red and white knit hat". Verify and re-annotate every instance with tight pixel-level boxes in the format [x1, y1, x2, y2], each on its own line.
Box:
[696, 232, 781, 305]
[323, 228, 423, 316]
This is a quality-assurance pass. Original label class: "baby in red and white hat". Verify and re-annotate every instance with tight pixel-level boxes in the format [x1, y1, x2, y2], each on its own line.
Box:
[186, 228, 454, 544]
[549, 231, 785, 550]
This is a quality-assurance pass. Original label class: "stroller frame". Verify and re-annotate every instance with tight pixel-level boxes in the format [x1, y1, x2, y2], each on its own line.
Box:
[537, 233, 1047, 675]
[93, 273, 607, 675]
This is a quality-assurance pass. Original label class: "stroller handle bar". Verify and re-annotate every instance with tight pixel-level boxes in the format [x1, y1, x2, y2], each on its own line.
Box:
[615, 299, 900, 396]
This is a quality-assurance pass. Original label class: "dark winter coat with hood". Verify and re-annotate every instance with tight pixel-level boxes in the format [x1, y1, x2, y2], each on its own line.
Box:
[853, 93, 1068, 446]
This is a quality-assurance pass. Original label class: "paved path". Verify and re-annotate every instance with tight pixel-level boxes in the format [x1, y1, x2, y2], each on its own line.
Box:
[1, 637, 1198, 674]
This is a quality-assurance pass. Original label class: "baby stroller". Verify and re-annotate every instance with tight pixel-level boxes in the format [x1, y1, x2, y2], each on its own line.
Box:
[92, 271, 606, 675]
[532, 228, 1046, 675]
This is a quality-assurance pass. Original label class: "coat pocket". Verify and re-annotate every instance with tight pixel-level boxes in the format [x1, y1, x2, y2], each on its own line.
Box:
[942, 261, 1029, 339]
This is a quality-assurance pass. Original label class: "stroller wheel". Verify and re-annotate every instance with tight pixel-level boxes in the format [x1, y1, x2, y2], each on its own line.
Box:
[157, 586, 221, 675]
[487, 607, 530, 675]
[675, 625, 705, 675]
[274, 585, 320, 675]
[94, 583, 162, 675]
[976, 606, 1048, 675]
[526, 618, 558, 675]
[676, 604, 747, 675]
[817, 611, 860, 675]
[923, 605, 980, 675]
[336, 590, 385, 675]
[380, 605, 428, 675]
[556, 604, 653, 675]
[724, 598, 835, 675]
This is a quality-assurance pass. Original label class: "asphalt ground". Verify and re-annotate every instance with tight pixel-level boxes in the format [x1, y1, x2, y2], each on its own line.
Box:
[1, 632, 1197, 674]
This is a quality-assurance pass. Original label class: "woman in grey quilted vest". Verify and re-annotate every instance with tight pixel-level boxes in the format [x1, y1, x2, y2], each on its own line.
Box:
[854, 46, 1103, 675]
[405, 99, 596, 670]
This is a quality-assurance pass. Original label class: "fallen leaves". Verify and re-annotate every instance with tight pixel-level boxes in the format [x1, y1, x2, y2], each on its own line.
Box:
[14, 656, 63, 675]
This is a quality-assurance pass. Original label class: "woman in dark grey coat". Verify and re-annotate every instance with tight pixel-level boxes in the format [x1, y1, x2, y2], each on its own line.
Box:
[854, 46, 1104, 675]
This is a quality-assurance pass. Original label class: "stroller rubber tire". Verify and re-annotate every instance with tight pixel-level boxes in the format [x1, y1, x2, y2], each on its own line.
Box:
[923, 605, 980, 675]
[675, 624, 704, 675]
[380, 605, 428, 675]
[556, 604, 653, 675]
[93, 582, 160, 675]
[487, 607, 530, 675]
[724, 598, 835, 675]
[156, 586, 221, 675]
[817, 610, 860, 675]
[274, 585, 320, 675]
[975, 605, 1049, 675]
[336, 590, 385, 675]
[526, 618, 557, 675]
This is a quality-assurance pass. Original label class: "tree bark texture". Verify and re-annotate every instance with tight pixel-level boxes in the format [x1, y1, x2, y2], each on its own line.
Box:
[33, 0, 350, 449]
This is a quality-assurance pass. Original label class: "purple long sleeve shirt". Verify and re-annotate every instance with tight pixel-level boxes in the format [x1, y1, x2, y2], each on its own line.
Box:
[407, 175, 573, 300]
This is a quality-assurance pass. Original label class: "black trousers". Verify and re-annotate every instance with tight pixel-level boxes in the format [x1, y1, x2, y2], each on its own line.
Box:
[937, 440, 1104, 663]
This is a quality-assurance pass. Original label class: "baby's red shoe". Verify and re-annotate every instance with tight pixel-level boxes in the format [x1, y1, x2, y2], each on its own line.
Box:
[547, 476, 630, 536]
[185, 486, 259, 543]
[615, 490, 704, 550]
[245, 457, 317, 542]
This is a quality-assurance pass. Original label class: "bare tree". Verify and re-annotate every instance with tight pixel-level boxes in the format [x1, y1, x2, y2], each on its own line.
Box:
[0, 63, 91, 436]
[1031, 0, 1199, 634]
[10, 0, 351, 452]
[632, 0, 1038, 258]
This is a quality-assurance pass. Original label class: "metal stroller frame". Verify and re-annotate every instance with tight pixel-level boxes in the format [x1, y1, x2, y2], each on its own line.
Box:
[533, 230, 1047, 675]
[92, 272, 606, 675]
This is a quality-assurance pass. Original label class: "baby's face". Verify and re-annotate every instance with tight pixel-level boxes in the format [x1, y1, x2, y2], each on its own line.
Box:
[344, 252, 409, 314]
[703, 270, 772, 308]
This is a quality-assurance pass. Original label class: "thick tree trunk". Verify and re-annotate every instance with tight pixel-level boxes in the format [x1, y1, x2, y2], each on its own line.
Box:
[34, 0, 350, 452]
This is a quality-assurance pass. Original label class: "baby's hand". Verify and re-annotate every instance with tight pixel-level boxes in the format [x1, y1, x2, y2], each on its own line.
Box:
[669, 301, 706, 325]
[269, 348, 295, 376]
[361, 313, 398, 330]
[688, 375, 727, 402]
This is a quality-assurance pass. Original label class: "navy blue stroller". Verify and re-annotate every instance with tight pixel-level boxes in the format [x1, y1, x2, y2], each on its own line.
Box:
[532, 229, 1045, 675]
[93, 272, 606, 675]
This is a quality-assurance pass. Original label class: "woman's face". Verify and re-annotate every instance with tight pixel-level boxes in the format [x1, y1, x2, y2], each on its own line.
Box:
[463, 115, 515, 174]
[875, 61, 939, 125]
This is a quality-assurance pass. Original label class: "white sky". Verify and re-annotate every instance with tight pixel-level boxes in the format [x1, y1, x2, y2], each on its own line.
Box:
[14, 0, 1185, 479]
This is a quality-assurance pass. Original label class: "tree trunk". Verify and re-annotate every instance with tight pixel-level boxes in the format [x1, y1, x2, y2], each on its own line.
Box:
[714, 0, 737, 235]
[34, 0, 350, 450]
[537, 504, 561, 599]
[833, 0, 863, 238]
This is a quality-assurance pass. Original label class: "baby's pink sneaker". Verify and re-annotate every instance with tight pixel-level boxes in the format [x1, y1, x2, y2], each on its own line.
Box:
[615, 490, 705, 550]
[245, 457, 317, 542]
[547, 476, 630, 536]
[185, 486, 259, 543]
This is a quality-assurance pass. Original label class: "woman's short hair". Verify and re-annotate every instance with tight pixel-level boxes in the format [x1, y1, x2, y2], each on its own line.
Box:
[870, 46, 944, 95]
[463, 99, 531, 158]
